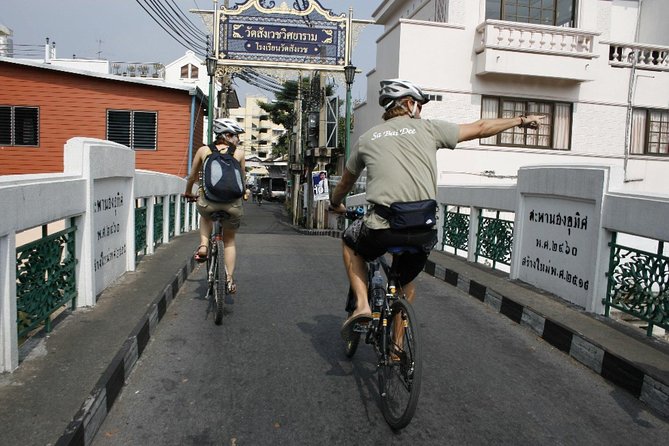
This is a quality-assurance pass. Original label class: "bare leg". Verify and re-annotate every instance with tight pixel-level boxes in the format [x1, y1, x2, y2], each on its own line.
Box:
[392, 280, 415, 357]
[198, 215, 213, 256]
[222, 229, 237, 287]
[343, 242, 371, 317]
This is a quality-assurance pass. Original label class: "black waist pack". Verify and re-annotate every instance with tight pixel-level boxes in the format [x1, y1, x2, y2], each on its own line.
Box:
[374, 199, 437, 230]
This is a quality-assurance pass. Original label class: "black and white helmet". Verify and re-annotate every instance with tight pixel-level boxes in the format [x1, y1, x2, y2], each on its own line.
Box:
[378, 79, 430, 110]
[213, 118, 245, 135]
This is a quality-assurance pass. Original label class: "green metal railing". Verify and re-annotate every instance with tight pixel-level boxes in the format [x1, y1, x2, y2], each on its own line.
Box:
[135, 203, 147, 256]
[475, 210, 514, 269]
[16, 225, 77, 337]
[180, 197, 187, 234]
[605, 232, 669, 336]
[169, 197, 176, 238]
[442, 206, 469, 255]
[154, 200, 163, 247]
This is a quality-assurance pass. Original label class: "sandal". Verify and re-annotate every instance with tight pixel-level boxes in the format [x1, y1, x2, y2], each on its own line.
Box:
[226, 278, 237, 294]
[194, 244, 208, 263]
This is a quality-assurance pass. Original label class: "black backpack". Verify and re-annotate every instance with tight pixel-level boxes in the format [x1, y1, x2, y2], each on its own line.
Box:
[202, 143, 244, 203]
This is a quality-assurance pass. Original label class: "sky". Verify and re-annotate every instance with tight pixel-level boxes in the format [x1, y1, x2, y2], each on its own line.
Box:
[1, 0, 383, 104]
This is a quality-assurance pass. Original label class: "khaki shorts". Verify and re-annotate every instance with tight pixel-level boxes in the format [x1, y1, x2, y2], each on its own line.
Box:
[196, 191, 243, 230]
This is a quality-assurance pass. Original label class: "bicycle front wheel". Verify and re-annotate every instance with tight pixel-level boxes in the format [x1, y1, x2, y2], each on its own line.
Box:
[378, 298, 422, 430]
[214, 239, 226, 325]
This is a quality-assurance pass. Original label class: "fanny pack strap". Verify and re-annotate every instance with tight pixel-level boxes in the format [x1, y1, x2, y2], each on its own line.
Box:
[372, 203, 393, 220]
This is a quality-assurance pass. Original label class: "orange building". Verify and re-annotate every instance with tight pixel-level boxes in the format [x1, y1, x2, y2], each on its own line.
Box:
[0, 57, 207, 177]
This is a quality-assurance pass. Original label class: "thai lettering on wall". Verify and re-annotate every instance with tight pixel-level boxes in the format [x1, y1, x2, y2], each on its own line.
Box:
[93, 179, 129, 294]
[518, 197, 595, 307]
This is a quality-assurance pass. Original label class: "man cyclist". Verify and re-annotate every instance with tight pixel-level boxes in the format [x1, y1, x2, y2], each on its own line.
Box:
[329, 79, 544, 338]
[184, 117, 248, 294]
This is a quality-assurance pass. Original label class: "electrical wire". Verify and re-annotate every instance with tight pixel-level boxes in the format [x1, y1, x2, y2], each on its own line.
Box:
[135, 0, 207, 55]
[144, 0, 208, 47]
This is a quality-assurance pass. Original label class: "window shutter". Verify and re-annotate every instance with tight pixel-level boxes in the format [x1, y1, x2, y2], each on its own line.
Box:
[0, 106, 11, 145]
[133, 111, 157, 150]
[107, 110, 131, 147]
[14, 107, 38, 146]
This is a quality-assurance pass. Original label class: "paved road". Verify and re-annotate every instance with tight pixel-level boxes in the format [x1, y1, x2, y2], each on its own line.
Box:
[93, 202, 669, 445]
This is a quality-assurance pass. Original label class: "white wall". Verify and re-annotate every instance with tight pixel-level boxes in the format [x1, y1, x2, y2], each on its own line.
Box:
[638, 0, 669, 45]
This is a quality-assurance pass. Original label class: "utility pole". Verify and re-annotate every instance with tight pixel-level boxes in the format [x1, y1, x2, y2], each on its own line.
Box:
[293, 74, 303, 226]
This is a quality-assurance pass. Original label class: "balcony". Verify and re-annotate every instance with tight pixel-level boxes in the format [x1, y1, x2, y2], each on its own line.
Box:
[475, 20, 599, 82]
[606, 41, 669, 72]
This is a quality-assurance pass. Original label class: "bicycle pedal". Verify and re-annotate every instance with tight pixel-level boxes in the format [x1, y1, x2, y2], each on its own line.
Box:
[353, 322, 370, 333]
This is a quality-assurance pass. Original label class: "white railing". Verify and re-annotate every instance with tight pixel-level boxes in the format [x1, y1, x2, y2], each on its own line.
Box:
[1, 138, 197, 372]
[475, 20, 598, 58]
[605, 41, 669, 71]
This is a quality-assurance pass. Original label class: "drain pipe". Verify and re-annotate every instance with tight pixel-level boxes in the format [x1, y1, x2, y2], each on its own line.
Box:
[623, 0, 644, 183]
[187, 94, 196, 175]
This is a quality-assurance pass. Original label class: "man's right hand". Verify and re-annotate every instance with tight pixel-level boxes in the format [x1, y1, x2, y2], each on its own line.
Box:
[183, 193, 197, 202]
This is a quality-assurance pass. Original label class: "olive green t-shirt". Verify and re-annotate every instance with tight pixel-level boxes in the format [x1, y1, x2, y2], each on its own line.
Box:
[346, 116, 459, 229]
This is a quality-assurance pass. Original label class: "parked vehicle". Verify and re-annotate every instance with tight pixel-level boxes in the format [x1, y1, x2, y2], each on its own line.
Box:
[260, 177, 286, 202]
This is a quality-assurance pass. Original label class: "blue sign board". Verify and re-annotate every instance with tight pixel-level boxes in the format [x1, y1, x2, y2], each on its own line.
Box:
[218, 0, 347, 68]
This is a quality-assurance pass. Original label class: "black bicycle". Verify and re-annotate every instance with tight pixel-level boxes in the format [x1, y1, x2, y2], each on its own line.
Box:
[343, 210, 423, 430]
[185, 193, 231, 325]
[204, 211, 234, 325]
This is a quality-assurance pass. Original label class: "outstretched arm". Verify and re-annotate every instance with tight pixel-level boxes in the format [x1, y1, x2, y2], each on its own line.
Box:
[458, 115, 545, 143]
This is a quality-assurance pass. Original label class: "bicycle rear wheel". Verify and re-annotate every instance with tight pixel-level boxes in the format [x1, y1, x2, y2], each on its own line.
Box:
[213, 239, 226, 325]
[343, 287, 360, 358]
[378, 298, 422, 430]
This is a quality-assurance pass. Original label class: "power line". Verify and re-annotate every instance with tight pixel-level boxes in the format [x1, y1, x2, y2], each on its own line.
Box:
[135, 0, 207, 55]
[144, 0, 208, 47]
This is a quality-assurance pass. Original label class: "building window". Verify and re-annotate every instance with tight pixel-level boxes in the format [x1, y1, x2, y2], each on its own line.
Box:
[180, 63, 199, 79]
[106, 110, 157, 150]
[481, 96, 572, 150]
[0, 106, 39, 146]
[486, 0, 576, 27]
[427, 94, 443, 102]
[631, 108, 669, 155]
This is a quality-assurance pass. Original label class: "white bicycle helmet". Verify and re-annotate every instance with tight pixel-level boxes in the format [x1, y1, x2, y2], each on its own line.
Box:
[378, 79, 430, 110]
[213, 118, 245, 135]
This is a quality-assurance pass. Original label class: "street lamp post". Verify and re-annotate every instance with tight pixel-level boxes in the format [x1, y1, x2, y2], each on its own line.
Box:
[344, 64, 356, 163]
[206, 56, 217, 145]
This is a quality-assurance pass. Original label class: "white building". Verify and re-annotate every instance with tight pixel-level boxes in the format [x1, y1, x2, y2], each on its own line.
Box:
[0, 24, 13, 57]
[228, 94, 286, 160]
[354, 0, 669, 194]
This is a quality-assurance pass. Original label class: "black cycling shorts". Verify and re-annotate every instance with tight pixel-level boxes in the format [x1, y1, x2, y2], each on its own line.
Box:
[342, 219, 437, 286]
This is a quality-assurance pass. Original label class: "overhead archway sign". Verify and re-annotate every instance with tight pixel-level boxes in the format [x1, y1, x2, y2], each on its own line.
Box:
[214, 0, 352, 73]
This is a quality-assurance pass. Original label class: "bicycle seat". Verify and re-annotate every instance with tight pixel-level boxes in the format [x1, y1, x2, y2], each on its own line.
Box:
[210, 210, 230, 221]
[386, 246, 420, 255]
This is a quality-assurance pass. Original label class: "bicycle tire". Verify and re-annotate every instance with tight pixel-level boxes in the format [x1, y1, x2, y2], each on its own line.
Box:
[378, 298, 422, 430]
[343, 287, 361, 357]
[214, 239, 226, 325]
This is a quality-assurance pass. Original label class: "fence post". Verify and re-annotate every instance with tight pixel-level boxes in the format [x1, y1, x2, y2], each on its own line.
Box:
[0, 233, 19, 372]
[162, 194, 170, 244]
[468, 207, 481, 263]
[146, 196, 155, 255]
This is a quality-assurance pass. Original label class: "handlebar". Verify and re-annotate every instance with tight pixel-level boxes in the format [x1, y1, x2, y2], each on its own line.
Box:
[183, 194, 198, 203]
[345, 207, 365, 220]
